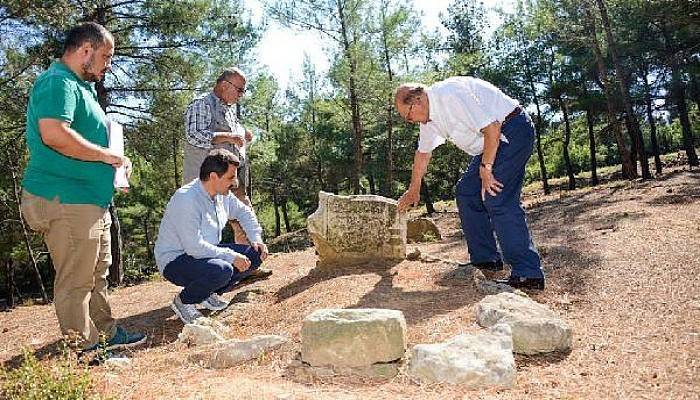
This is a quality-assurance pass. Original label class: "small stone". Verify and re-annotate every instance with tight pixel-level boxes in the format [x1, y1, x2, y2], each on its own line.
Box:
[478, 280, 528, 297]
[406, 248, 421, 260]
[104, 356, 131, 369]
[189, 335, 289, 369]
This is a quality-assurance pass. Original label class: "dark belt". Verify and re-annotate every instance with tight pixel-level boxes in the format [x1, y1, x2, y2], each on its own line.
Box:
[503, 106, 522, 124]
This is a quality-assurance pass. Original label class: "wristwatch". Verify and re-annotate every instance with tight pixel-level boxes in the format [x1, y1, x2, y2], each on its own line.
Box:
[480, 162, 493, 171]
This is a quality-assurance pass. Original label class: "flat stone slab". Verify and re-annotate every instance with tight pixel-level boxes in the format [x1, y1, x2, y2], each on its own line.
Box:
[301, 308, 407, 368]
[476, 292, 572, 354]
[189, 335, 289, 368]
[307, 192, 406, 266]
[407, 324, 515, 387]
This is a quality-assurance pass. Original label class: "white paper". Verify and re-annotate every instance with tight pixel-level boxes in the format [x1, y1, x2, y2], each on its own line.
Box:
[107, 120, 129, 188]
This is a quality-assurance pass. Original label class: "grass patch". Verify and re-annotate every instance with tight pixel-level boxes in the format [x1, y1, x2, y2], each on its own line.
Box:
[1, 348, 107, 400]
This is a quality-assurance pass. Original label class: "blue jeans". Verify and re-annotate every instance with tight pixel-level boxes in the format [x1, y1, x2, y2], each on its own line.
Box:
[455, 111, 544, 279]
[162, 243, 263, 304]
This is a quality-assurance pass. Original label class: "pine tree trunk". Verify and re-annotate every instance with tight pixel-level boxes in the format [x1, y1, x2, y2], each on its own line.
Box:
[380, 2, 395, 197]
[642, 70, 662, 174]
[671, 67, 699, 166]
[420, 181, 435, 215]
[143, 213, 154, 264]
[272, 189, 281, 237]
[336, 0, 363, 194]
[524, 54, 550, 194]
[5, 260, 15, 309]
[585, 3, 636, 179]
[10, 159, 48, 303]
[595, 0, 651, 179]
[559, 96, 577, 189]
[585, 107, 599, 186]
[281, 196, 291, 233]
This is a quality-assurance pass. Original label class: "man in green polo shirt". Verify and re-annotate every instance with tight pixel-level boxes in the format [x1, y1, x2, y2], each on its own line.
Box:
[21, 22, 146, 354]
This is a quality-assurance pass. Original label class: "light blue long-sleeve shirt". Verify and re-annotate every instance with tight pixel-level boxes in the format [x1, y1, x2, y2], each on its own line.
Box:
[154, 179, 263, 273]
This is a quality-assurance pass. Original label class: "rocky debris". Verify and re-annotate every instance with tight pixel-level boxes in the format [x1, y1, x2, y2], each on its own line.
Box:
[478, 280, 528, 297]
[104, 356, 132, 369]
[177, 317, 228, 346]
[406, 217, 442, 243]
[301, 308, 406, 369]
[307, 192, 407, 266]
[189, 335, 288, 369]
[407, 324, 515, 388]
[406, 247, 422, 261]
[444, 264, 486, 283]
[476, 292, 572, 354]
[287, 357, 400, 380]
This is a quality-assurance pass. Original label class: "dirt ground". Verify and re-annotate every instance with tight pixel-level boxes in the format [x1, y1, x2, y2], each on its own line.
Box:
[1, 167, 699, 400]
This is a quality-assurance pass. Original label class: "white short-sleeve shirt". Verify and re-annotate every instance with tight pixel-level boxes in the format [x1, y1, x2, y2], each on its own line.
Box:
[417, 77, 520, 156]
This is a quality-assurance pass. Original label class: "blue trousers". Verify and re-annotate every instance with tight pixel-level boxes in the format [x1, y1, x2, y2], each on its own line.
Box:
[162, 243, 263, 304]
[455, 111, 544, 279]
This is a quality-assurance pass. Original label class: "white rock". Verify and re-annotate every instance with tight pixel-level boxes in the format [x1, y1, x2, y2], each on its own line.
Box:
[408, 324, 515, 387]
[476, 292, 572, 354]
[104, 356, 132, 369]
[189, 335, 288, 368]
[178, 322, 226, 346]
[301, 308, 406, 368]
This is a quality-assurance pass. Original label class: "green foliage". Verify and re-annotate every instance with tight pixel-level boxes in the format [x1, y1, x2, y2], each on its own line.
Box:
[1, 348, 106, 400]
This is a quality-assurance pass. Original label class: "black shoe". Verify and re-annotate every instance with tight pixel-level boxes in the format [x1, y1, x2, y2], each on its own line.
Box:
[461, 260, 504, 272]
[496, 276, 545, 290]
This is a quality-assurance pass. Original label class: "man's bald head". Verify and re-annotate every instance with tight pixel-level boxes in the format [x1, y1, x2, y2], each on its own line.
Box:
[395, 82, 429, 124]
[394, 83, 427, 107]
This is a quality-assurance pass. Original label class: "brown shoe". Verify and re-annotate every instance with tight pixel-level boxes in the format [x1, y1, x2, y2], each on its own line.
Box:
[239, 268, 272, 284]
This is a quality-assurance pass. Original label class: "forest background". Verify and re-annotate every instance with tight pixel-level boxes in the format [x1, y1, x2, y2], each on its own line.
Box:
[0, 0, 698, 305]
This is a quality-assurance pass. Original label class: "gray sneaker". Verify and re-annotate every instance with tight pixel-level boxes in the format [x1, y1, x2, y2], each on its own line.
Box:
[200, 293, 229, 311]
[171, 294, 204, 324]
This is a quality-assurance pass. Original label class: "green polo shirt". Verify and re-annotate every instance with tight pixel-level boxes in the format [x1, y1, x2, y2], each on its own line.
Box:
[22, 61, 114, 208]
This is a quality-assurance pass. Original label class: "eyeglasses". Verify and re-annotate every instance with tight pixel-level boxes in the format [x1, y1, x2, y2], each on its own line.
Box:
[224, 79, 246, 95]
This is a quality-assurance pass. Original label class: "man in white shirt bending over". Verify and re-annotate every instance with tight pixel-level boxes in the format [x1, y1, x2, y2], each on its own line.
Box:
[395, 77, 545, 290]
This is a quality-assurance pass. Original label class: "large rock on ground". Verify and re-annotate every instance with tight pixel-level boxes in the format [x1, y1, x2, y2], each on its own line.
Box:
[301, 308, 407, 368]
[307, 192, 406, 266]
[476, 292, 572, 354]
[407, 324, 515, 387]
[189, 335, 289, 369]
[406, 217, 442, 243]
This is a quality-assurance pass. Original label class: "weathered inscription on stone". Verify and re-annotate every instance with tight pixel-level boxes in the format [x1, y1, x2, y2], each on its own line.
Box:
[307, 192, 407, 266]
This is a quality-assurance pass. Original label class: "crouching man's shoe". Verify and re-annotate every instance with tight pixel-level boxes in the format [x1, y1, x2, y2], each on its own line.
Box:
[496, 276, 545, 290]
[239, 268, 273, 284]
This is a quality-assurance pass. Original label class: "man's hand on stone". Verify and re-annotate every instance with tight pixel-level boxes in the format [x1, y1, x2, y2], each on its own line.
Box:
[252, 242, 268, 261]
[233, 253, 251, 272]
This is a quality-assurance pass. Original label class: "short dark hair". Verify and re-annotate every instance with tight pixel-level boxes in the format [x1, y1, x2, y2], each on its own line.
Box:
[199, 148, 240, 181]
[63, 22, 113, 54]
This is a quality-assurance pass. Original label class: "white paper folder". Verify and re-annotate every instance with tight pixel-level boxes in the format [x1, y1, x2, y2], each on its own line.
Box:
[107, 120, 129, 189]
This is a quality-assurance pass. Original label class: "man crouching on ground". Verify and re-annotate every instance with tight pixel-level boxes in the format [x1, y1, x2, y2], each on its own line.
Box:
[155, 149, 269, 324]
